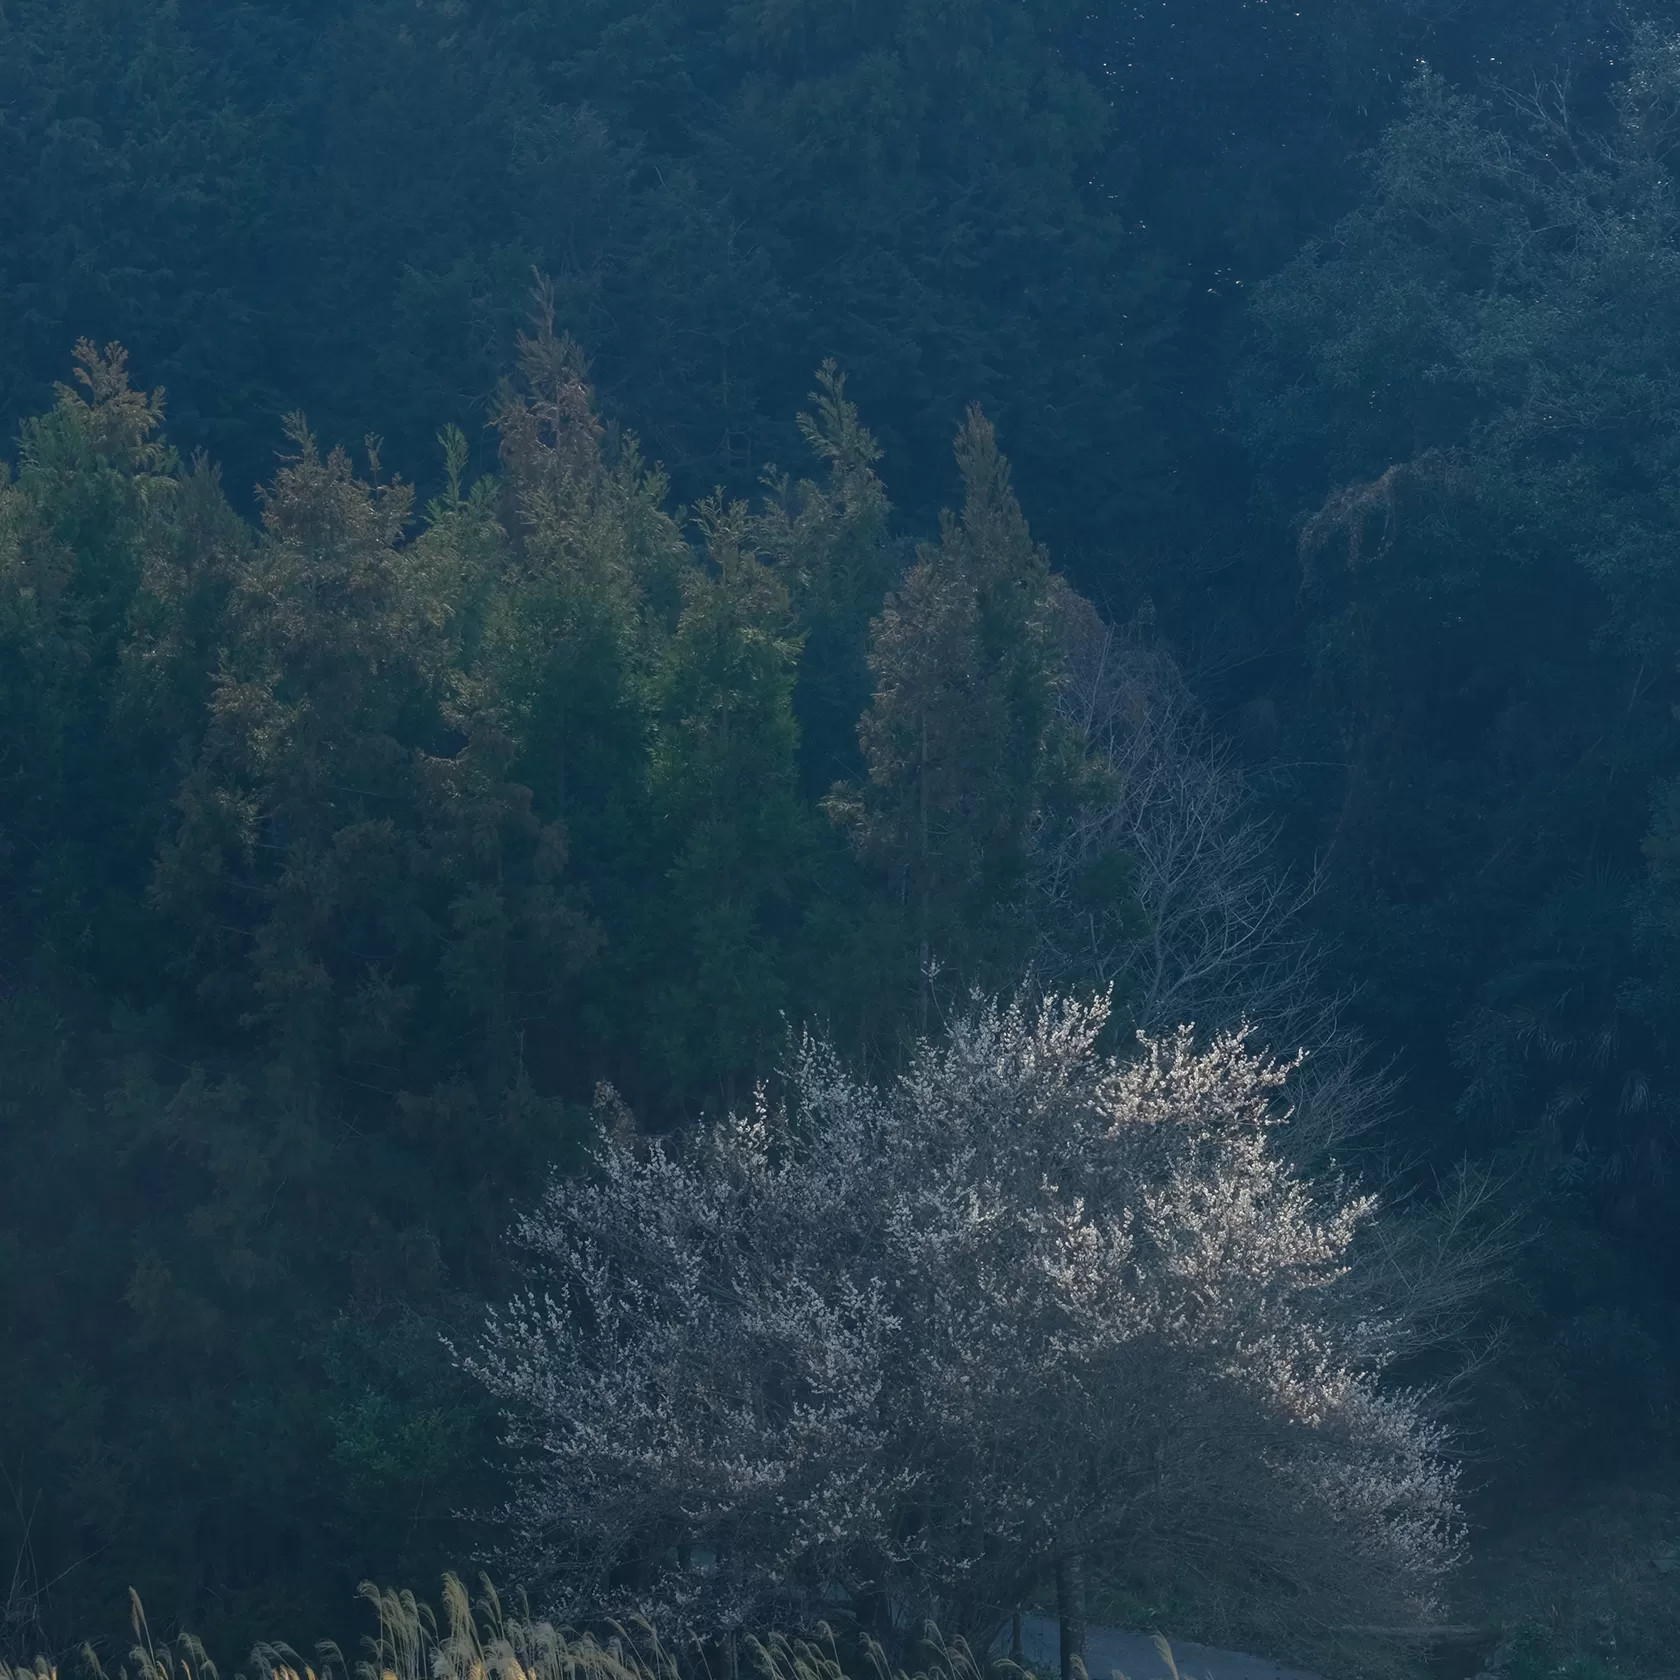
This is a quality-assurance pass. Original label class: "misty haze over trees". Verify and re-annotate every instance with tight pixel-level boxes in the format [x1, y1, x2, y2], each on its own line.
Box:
[1, 3, 1678, 1677]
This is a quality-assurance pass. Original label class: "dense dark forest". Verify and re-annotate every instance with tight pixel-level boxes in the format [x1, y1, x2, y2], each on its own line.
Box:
[3, 0, 1679, 1672]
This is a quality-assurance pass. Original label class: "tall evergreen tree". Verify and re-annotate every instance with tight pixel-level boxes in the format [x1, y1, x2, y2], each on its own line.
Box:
[831, 409, 1064, 1019]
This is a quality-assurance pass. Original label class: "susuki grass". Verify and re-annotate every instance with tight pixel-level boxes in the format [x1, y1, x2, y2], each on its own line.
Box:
[1, 1578, 1028, 1680]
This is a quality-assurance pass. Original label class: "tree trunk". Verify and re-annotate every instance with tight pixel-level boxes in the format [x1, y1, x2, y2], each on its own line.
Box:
[918, 702, 930, 1034]
[1057, 1550, 1086, 1680]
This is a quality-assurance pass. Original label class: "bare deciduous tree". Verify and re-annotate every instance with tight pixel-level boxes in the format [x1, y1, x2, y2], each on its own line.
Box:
[1024, 593, 1513, 1442]
[1025, 592, 1323, 1047]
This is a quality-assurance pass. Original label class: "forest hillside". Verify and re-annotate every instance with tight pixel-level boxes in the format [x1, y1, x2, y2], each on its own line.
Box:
[2, 3, 1677, 1676]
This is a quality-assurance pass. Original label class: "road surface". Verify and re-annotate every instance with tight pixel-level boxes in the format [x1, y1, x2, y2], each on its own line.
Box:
[1010, 1614, 1326, 1680]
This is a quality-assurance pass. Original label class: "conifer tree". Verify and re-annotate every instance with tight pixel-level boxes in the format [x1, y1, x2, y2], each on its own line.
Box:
[0, 342, 189, 980]
[831, 409, 1063, 1019]
[641, 496, 809, 1108]
[755, 362, 899, 796]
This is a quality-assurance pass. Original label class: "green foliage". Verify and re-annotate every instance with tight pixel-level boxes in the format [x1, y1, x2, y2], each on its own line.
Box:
[1232, 35, 1680, 1487]
[1243, 55, 1680, 1133]
[831, 408, 1068, 1018]
[0, 0, 1177, 587]
[0, 343, 184, 980]
[9, 0, 1680, 1656]
[0, 333, 1172, 1654]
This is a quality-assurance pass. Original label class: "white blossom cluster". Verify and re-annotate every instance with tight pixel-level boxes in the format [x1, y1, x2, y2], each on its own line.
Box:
[458, 994, 1462, 1642]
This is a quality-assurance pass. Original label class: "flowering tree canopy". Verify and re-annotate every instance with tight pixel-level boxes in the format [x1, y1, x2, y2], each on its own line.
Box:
[460, 994, 1461, 1645]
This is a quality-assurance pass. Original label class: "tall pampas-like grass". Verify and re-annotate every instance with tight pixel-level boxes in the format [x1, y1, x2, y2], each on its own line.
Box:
[4, 1579, 1029, 1680]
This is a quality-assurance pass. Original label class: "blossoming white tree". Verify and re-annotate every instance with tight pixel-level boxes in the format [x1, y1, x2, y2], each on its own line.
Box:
[459, 994, 1462, 1658]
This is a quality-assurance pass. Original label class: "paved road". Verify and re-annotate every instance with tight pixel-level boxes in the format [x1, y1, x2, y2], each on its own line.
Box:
[1011, 1614, 1326, 1680]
